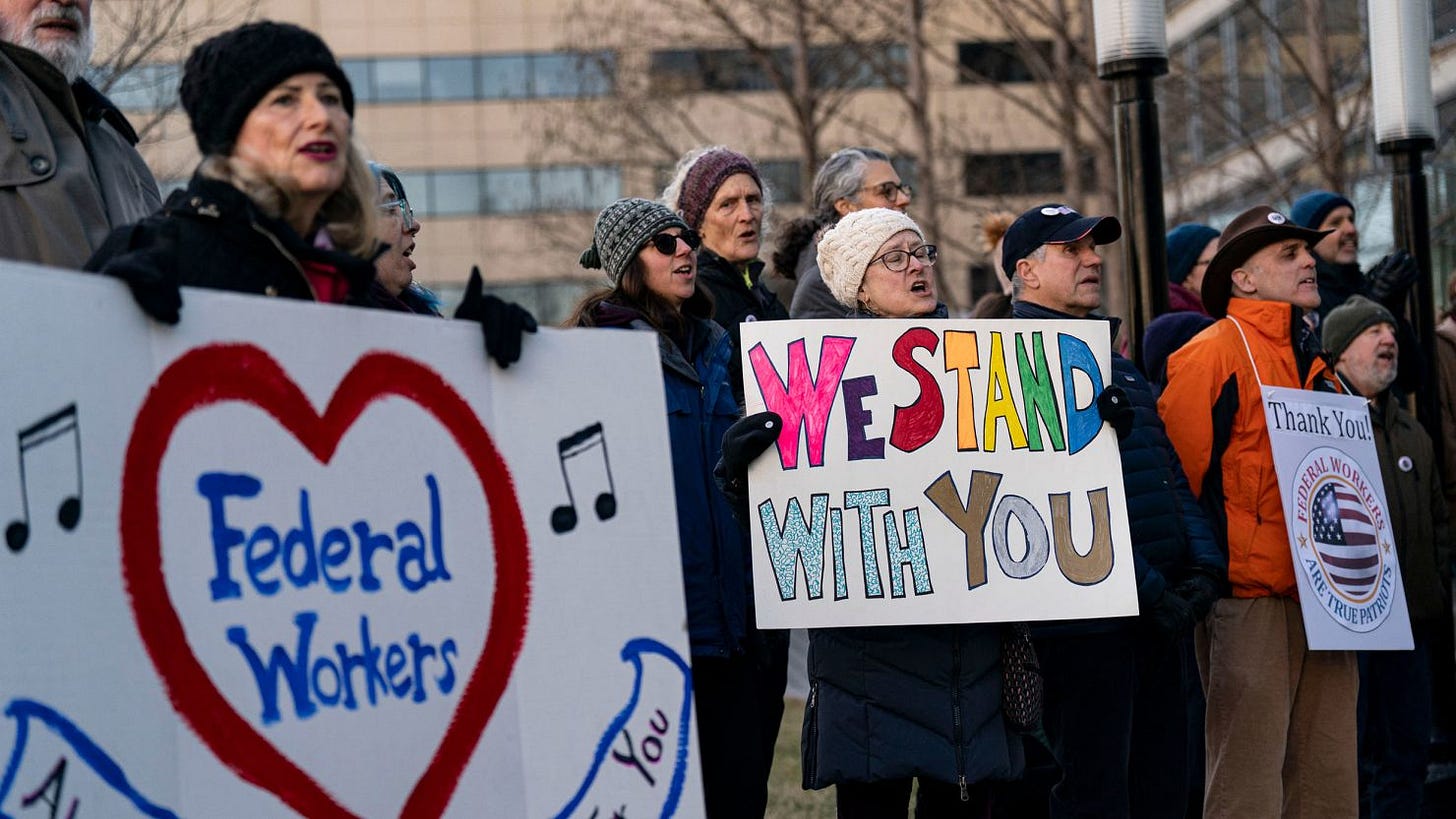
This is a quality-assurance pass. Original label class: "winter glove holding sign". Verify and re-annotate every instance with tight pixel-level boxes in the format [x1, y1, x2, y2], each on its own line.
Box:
[714, 412, 782, 528]
[86, 221, 184, 325]
[1097, 385, 1133, 440]
[454, 266, 538, 368]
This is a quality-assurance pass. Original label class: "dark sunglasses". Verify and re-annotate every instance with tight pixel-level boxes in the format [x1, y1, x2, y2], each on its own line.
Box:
[646, 229, 701, 255]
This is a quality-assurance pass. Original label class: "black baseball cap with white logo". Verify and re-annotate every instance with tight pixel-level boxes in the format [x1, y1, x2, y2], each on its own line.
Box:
[1001, 204, 1122, 278]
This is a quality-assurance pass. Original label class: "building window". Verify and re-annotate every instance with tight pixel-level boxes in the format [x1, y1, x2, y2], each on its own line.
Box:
[106, 50, 615, 111]
[756, 160, 804, 204]
[964, 153, 1064, 196]
[373, 57, 425, 103]
[533, 52, 615, 97]
[648, 45, 904, 94]
[426, 57, 478, 101]
[402, 165, 621, 218]
[94, 63, 181, 111]
[957, 41, 1053, 84]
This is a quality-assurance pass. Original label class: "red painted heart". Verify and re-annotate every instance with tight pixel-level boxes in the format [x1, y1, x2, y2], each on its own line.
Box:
[120, 344, 530, 818]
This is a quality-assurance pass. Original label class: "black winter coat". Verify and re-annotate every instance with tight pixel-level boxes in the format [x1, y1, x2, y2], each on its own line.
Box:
[803, 303, 1023, 789]
[1012, 302, 1225, 635]
[696, 247, 789, 407]
[84, 173, 377, 305]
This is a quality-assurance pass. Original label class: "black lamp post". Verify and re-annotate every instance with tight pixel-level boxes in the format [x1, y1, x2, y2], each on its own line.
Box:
[1094, 0, 1170, 371]
[1370, 0, 1439, 438]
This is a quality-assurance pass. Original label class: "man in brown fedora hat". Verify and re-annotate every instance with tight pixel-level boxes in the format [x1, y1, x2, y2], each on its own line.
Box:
[1158, 205, 1357, 817]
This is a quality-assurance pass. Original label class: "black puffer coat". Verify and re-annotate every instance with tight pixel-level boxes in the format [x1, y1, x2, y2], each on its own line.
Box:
[1012, 301, 1225, 635]
[84, 173, 377, 305]
[696, 247, 789, 407]
[803, 303, 1024, 789]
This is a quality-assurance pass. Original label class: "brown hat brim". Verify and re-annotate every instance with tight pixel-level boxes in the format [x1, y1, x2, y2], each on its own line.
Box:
[1201, 223, 1332, 318]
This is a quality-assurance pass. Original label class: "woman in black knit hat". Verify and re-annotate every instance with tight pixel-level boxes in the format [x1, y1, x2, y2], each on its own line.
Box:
[85, 21, 534, 365]
[566, 198, 786, 818]
[87, 21, 378, 310]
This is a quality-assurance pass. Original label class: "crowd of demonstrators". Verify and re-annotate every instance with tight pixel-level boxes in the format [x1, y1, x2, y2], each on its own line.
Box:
[1158, 206, 1358, 817]
[1004, 204, 1225, 819]
[799, 207, 1023, 815]
[566, 198, 784, 818]
[768, 146, 914, 319]
[1, 0, 160, 267]
[10, 8, 1456, 818]
[1322, 295, 1453, 818]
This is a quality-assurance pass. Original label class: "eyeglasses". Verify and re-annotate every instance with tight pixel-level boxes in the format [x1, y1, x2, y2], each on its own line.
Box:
[380, 197, 417, 230]
[861, 181, 913, 200]
[870, 243, 937, 272]
[646, 229, 701, 255]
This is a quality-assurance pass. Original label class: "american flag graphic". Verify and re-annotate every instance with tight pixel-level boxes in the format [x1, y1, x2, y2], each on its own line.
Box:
[1311, 482, 1381, 600]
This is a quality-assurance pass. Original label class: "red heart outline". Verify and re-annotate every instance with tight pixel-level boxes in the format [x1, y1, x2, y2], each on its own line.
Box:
[120, 343, 530, 818]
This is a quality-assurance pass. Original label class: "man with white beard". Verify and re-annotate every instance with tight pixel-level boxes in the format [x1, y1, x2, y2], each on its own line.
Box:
[1, 0, 160, 268]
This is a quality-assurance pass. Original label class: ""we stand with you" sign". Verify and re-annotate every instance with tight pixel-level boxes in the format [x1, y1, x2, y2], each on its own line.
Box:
[740, 319, 1139, 630]
[0, 262, 704, 817]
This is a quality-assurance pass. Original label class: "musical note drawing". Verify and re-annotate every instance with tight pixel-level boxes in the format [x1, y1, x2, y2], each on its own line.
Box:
[5, 404, 82, 553]
[551, 422, 618, 534]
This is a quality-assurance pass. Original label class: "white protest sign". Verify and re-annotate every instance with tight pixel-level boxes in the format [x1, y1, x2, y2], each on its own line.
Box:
[1262, 386, 1413, 650]
[0, 262, 704, 817]
[739, 319, 1138, 629]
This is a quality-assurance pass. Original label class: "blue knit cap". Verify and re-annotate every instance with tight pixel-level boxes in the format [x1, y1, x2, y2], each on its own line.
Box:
[1165, 223, 1220, 285]
[1290, 190, 1354, 230]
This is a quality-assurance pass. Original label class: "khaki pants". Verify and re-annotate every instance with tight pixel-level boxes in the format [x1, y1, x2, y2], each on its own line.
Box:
[1196, 596, 1358, 818]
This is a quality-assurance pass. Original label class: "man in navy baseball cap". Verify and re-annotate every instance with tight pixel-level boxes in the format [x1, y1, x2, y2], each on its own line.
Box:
[1001, 203, 1122, 281]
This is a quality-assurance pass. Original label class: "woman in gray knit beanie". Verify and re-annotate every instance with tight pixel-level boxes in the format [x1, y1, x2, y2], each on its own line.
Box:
[565, 196, 787, 815]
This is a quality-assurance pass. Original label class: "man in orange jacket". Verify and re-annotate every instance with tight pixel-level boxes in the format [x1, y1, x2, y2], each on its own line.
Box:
[1158, 205, 1355, 817]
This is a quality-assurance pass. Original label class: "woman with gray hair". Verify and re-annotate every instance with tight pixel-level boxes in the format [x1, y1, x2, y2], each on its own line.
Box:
[771, 146, 913, 319]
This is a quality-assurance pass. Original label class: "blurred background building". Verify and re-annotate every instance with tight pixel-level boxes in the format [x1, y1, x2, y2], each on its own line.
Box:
[94, 0, 1127, 321]
[93, 1, 1456, 322]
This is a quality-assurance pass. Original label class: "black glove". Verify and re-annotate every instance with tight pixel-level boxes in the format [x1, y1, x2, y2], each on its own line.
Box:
[713, 412, 782, 526]
[454, 266, 537, 368]
[1171, 571, 1222, 622]
[1365, 250, 1419, 311]
[1145, 588, 1195, 639]
[1097, 385, 1133, 440]
[93, 226, 183, 324]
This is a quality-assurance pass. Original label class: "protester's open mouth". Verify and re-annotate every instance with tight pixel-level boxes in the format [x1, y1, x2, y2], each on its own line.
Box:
[300, 142, 338, 160]
[1376, 349, 1395, 362]
[33, 18, 80, 35]
[1298, 274, 1316, 286]
[672, 262, 693, 276]
[909, 280, 930, 294]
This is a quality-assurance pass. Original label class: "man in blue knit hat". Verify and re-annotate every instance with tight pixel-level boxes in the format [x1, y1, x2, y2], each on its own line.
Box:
[1290, 190, 1418, 324]
[1290, 189, 1421, 393]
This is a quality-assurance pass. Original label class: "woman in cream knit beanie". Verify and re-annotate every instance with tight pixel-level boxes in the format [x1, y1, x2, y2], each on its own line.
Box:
[816, 207, 939, 316]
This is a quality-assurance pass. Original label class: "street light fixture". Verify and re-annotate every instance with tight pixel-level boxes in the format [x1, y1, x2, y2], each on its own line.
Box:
[1369, 0, 1439, 436]
[1093, 0, 1169, 370]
